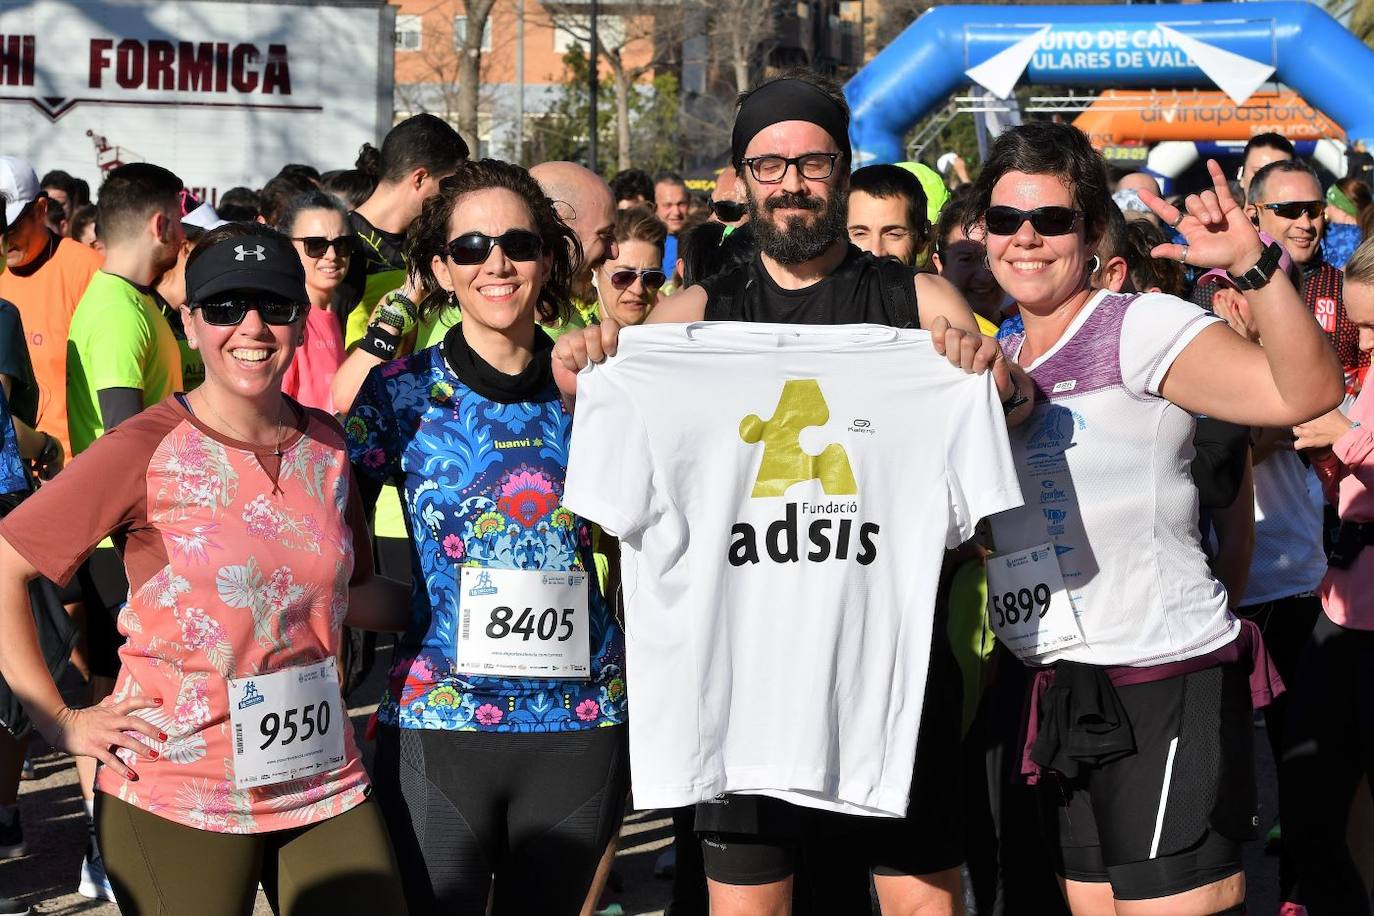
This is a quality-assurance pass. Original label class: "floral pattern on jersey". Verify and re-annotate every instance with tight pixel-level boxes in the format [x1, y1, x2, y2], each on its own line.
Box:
[175, 761, 257, 834]
[241, 494, 324, 553]
[276, 437, 337, 506]
[174, 605, 234, 677]
[149, 426, 239, 523]
[95, 410, 369, 834]
[215, 558, 312, 653]
[262, 773, 348, 824]
[166, 523, 222, 566]
[347, 347, 626, 734]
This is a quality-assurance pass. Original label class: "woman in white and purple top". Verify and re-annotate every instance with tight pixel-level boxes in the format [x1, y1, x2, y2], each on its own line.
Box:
[967, 121, 1341, 915]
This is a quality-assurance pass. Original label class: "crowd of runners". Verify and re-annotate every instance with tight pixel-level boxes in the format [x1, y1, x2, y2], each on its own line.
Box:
[0, 67, 1369, 916]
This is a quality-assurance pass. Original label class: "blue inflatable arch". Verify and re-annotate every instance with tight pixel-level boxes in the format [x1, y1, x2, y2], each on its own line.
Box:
[846, 2, 1374, 165]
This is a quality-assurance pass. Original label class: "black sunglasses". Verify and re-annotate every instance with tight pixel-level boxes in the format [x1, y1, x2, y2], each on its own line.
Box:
[1259, 200, 1324, 220]
[446, 230, 543, 265]
[193, 297, 306, 326]
[710, 200, 747, 222]
[293, 235, 354, 259]
[608, 268, 667, 291]
[984, 205, 1082, 237]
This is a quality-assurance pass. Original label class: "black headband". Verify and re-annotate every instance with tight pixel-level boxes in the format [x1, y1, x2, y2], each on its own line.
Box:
[731, 79, 851, 171]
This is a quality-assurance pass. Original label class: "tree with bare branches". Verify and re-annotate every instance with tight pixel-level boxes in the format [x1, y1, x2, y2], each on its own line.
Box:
[543, 0, 678, 171]
[394, 0, 505, 153]
[455, 0, 498, 152]
[707, 0, 780, 94]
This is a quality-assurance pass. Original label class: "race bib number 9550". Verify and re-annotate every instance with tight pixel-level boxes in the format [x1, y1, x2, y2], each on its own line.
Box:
[985, 542, 1085, 660]
[227, 659, 345, 790]
[457, 567, 590, 679]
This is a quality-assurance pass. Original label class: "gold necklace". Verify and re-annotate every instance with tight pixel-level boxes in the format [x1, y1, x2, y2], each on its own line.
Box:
[199, 394, 287, 458]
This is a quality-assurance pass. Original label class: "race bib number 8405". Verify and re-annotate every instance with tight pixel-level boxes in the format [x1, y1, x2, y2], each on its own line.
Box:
[457, 567, 591, 679]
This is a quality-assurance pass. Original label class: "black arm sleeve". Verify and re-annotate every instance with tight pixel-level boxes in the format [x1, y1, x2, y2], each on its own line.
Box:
[1191, 417, 1250, 510]
[96, 387, 144, 432]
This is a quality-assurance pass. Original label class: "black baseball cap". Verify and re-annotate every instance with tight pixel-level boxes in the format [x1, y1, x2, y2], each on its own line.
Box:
[185, 232, 309, 304]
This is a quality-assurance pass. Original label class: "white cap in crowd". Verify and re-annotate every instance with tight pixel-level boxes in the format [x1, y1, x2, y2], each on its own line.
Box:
[0, 156, 40, 226]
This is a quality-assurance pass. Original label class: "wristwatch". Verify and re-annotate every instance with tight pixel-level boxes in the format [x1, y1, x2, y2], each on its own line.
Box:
[1227, 241, 1285, 291]
[1001, 381, 1030, 416]
[36, 433, 60, 465]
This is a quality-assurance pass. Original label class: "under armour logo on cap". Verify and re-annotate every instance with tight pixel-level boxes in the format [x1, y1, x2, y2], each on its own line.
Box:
[186, 232, 308, 306]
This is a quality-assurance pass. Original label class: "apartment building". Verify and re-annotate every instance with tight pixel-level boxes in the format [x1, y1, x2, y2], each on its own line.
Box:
[392, 0, 863, 164]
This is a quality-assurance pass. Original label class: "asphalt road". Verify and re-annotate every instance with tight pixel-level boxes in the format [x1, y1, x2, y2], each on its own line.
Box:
[2, 643, 1283, 916]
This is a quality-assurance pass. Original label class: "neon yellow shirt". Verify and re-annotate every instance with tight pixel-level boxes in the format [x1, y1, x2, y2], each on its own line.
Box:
[66, 271, 182, 455]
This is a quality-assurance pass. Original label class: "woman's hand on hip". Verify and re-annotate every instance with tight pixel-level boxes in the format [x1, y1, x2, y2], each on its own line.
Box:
[46, 695, 166, 781]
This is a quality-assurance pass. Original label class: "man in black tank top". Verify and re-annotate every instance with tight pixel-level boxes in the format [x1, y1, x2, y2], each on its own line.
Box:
[553, 70, 1032, 916]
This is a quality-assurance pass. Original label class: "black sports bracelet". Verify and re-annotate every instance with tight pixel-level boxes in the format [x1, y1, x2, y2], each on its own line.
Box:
[358, 326, 401, 360]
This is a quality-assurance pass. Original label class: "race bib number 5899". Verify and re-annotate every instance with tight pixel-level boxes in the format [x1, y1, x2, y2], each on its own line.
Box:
[985, 542, 1085, 661]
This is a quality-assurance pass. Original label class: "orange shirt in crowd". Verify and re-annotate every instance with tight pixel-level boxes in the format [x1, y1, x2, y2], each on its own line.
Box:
[0, 236, 103, 455]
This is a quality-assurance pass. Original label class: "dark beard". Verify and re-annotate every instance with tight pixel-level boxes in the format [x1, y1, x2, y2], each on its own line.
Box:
[747, 187, 848, 265]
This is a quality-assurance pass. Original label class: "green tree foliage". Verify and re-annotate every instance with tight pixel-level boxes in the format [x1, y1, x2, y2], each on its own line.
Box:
[526, 48, 682, 178]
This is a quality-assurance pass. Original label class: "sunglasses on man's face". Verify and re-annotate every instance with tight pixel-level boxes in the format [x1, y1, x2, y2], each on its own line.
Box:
[710, 200, 747, 222]
[984, 205, 1082, 237]
[608, 268, 667, 292]
[293, 235, 354, 259]
[193, 297, 306, 326]
[446, 230, 543, 265]
[1259, 200, 1325, 221]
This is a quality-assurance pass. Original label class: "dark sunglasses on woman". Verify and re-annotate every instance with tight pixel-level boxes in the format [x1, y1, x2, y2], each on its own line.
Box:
[446, 230, 544, 265]
[984, 205, 1082, 237]
[608, 268, 667, 291]
[293, 235, 355, 259]
[192, 296, 306, 326]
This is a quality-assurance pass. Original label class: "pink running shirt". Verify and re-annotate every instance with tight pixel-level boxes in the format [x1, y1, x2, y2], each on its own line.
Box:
[0, 397, 371, 832]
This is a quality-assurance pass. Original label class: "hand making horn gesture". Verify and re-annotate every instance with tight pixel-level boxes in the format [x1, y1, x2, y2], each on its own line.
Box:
[1137, 159, 1266, 278]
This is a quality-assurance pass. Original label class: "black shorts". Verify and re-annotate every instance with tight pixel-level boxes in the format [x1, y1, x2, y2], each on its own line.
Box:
[81, 547, 129, 679]
[696, 631, 965, 886]
[1044, 661, 1256, 900]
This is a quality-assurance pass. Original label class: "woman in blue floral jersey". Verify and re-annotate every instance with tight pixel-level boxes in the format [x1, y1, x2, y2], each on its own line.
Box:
[344, 159, 627, 915]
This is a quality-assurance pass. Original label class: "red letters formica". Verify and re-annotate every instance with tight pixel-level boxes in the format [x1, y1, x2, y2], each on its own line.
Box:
[87, 38, 291, 94]
[0, 35, 35, 86]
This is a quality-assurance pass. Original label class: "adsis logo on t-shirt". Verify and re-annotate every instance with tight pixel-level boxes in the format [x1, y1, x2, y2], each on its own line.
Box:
[728, 379, 880, 567]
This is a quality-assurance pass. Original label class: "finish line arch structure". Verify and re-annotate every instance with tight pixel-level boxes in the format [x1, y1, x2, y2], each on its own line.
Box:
[845, 2, 1374, 166]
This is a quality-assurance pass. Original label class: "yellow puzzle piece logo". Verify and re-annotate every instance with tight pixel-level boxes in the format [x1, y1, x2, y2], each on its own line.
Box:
[740, 379, 858, 498]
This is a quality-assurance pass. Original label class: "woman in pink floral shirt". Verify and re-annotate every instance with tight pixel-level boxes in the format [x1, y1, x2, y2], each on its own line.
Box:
[0, 224, 408, 916]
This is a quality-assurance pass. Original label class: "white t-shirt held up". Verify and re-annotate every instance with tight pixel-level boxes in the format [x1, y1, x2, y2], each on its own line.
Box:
[564, 322, 1022, 816]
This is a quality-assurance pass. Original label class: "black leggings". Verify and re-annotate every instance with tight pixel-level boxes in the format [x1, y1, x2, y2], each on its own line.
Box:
[373, 725, 628, 916]
[1281, 613, 1374, 915]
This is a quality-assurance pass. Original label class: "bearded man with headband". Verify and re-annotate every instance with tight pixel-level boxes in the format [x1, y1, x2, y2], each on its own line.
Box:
[554, 70, 1031, 916]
